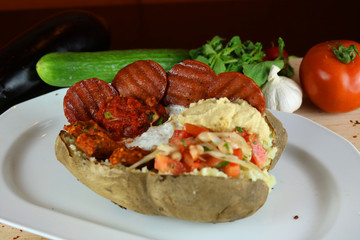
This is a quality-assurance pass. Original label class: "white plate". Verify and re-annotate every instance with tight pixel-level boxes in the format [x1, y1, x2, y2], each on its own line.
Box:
[1, 89, 360, 240]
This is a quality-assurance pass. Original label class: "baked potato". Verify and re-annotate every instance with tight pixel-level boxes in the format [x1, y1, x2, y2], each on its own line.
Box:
[55, 59, 287, 223]
[55, 108, 287, 223]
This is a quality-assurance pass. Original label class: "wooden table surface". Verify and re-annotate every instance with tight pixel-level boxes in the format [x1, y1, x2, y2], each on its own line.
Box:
[1, 58, 359, 239]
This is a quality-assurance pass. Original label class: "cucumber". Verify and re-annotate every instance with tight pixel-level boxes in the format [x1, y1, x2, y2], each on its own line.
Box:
[36, 49, 190, 87]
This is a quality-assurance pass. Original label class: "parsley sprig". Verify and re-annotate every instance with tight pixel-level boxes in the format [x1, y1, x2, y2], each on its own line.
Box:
[189, 36, 294, 87]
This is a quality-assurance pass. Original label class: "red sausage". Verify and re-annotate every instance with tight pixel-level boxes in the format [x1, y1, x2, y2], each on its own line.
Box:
[63, 78, 118, 123]
[208, 72, 266, 114]
[163, 60, 216, 106]
[112, 60, 167, 102]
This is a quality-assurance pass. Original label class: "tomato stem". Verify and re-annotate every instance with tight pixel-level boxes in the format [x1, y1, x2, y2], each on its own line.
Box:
[329, 41, 360, 64]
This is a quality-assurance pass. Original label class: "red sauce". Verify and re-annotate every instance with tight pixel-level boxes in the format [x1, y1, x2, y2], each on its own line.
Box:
[75, 131, 121, 159]
[64, 120, 104, 138]
[64, 120, 121, 159]
[96, 96, 167, 140]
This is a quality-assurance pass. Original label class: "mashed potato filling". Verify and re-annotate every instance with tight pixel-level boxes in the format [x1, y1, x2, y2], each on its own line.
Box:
[178, 98, 271, 145]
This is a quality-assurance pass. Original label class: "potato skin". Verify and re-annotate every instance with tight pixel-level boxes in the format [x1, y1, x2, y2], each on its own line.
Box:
[264, 110, 288, 170]
[55, 110, 287, 223]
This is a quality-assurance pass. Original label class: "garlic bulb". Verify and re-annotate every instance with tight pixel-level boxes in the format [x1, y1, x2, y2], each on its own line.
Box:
[262, 65, 303, 113]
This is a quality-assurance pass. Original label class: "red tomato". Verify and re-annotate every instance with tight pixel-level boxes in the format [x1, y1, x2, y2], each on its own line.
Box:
[223, 163, 240, 178]
[169, 130, 197, 152]
[249, 134, 267, 169]
[232, 148, 243, 160]
[263, 47, 288, 61]
[300, 40, 360, 113]
[235, 127, 250, 141]
[205, 156, 223, 168]
[154, 154, 187, 175]
[182, 151, 193, 167]
[169, 136, 198, 152]
[182, 151, 201, 171]
[183, 123, 208, 137]
[172, 130, 191, 139]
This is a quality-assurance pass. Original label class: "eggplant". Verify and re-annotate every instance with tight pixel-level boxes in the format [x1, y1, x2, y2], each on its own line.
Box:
[0, 10, 110, 114]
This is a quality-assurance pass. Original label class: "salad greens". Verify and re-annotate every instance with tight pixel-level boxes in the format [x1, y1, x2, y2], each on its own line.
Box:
[189, 36, 293, 87]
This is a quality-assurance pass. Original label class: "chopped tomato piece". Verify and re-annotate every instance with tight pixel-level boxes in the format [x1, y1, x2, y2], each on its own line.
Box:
[182, 151, 194, 168]
[182, 151, 202, 171]
[235, 127, 250, 141]
[204, 155, 223, 168]
[154, 154, 187, 175]
[183, 123, 208, 137]
[191, 160, 203, 170]
[169, 136, 198, 152]
[233, 148, 243, 160]
[249, 134, 267, 169]
[204, 156, 240, 177]
[172, 130, 191, 139]
[223, 163, 240, 178]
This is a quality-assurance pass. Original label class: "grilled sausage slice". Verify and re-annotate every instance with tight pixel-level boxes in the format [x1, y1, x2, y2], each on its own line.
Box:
[112, 60, 167, 102]
[64, 78, 118, 123]
[164, 60, 265, 114]
[208, 72, 266, 114]
[163, 60, 216, 106]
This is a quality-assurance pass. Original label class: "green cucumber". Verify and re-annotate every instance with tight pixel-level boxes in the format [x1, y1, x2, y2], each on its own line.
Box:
[36, 49, 190, 87]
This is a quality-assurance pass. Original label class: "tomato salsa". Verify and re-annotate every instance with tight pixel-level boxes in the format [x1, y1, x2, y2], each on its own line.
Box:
[154, 123, 267, 178]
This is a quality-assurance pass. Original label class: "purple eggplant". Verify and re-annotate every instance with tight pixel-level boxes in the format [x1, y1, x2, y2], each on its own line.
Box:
[0, 10, 110, 114]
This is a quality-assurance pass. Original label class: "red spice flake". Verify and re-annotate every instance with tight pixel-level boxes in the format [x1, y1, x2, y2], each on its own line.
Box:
[19, 229, 23, 232]
[293, 215, 299, 220]
[13, 236, 20, 240]
[354, 135, 358, 138]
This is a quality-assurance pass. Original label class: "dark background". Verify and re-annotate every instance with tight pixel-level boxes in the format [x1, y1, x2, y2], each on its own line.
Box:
[1, 0, 360, 56]
[1, 0, 360, 113]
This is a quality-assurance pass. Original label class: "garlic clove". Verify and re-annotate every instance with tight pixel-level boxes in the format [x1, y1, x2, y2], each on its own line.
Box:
[262, 65, 303, 113]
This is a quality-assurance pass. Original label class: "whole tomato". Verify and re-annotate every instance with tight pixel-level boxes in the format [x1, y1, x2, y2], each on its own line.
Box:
[263, 46, 289, 61]
[300, 40, 360, 113]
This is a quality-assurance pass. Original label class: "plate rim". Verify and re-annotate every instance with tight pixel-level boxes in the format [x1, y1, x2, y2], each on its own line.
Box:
[1, 89, 360, 240]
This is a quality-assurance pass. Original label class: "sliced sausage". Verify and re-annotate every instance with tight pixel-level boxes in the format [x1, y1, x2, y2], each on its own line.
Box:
[163, 60, 216, 106]
[64, 78, 118, 123]
[207, 72, 266, 114]
[112, 60, 167, 102]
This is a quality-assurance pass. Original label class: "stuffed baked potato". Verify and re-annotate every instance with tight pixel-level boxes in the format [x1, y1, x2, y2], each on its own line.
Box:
[55, 108, 286, 223]
[54, 60, 287, 223]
